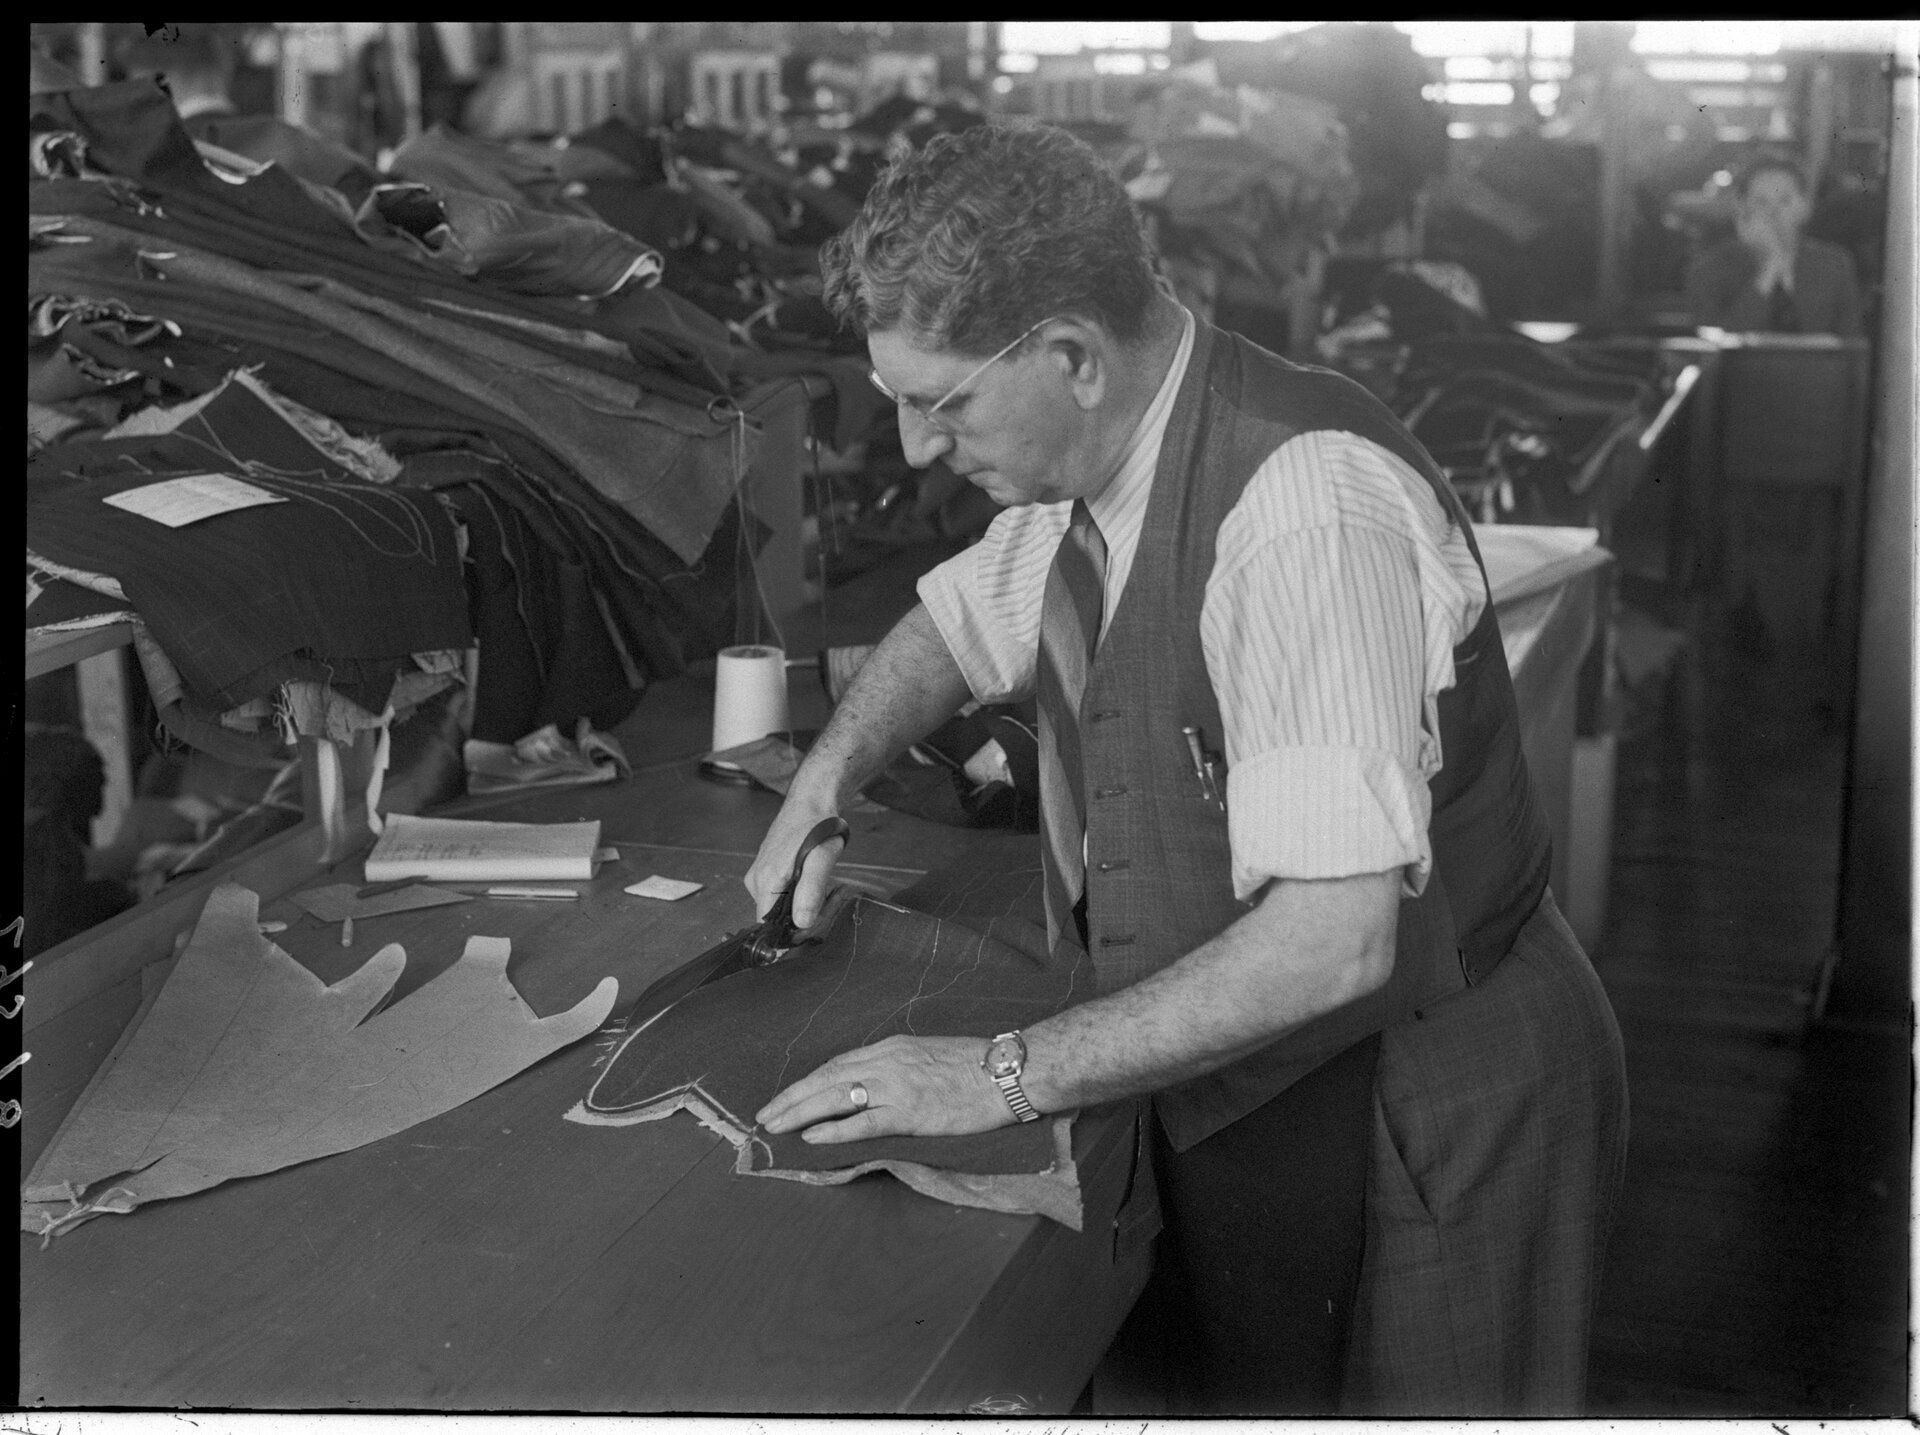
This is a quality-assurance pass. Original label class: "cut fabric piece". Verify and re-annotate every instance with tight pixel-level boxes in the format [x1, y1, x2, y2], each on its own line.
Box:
[22, 883, 616, 1242]
[571, 871, 1092, 1228]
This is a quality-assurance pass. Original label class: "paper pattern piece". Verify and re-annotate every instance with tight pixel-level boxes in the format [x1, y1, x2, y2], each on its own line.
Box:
[624, 875, 705, 902]
[363, 813, 601, 883]
[288, 882, 474, 924]
[100, 472, 288, 527]
[570, 869, 1094, 1228]
[22, 883, 616, 1242]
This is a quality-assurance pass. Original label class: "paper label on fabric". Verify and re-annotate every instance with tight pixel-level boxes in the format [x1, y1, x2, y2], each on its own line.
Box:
[101, 473, 288, 527]
[625, 875, 705, 901]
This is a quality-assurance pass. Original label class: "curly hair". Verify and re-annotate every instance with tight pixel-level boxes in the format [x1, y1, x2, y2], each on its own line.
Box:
[820, 121, 1160, 356]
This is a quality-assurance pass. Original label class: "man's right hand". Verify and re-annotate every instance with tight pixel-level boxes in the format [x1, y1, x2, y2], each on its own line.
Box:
[1736, 206, 1794, 294]
[745, 797, 847, 930]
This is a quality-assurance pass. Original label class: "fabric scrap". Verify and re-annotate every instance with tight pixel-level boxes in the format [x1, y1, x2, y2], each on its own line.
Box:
[23, 882, 616, 1241]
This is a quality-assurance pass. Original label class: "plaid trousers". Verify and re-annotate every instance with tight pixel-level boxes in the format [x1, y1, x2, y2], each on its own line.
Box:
[1342, 889, 1630, 1415]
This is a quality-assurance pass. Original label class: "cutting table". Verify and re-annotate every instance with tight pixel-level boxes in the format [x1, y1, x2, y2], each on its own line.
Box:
[19, 669, 1149, 1414]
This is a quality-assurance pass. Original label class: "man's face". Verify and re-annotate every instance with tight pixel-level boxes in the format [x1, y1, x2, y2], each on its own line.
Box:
[867, 327, 1087, 508]
[1738, 169, 1809, 244]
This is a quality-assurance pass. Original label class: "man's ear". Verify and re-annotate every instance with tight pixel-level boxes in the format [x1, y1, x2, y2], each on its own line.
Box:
[1052, 328, 1107, 411]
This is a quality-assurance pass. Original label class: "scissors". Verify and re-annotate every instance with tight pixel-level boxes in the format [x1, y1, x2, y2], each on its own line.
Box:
[617, 816, 851, 1031]
[742, 815, 851, 964]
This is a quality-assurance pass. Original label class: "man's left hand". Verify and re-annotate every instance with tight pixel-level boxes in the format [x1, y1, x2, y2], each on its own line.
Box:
[755, 1034, 1015, 1144]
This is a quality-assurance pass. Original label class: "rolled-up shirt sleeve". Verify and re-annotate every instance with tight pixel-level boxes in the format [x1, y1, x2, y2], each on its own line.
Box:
[1203, 431, 1484, 901]
[916, 499, 1071, 705]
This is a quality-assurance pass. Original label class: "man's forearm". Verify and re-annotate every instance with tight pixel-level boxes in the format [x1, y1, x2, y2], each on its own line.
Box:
[787, 602, 973, 810]
[1020, 869, 1400, 1113]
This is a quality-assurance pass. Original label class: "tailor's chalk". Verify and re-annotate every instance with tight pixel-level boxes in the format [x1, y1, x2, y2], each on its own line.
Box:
[257, 921, 288, 934]
[484, 885, 580, 900]
[340, 916, 354, 947]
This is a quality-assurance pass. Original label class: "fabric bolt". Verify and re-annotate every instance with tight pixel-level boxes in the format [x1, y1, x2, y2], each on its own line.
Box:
[433, 478, 642, 740]
[577, 866, 1094, 1226]
[28, 90, 733, 402]
[106, 233, 744, 567]
[33, 95, 860, 448]
[1036, 500, 1109, 950]
[37, 206, 740, 571]
[1341, 891, 1629, 1415]
[28, 401, 470, 711]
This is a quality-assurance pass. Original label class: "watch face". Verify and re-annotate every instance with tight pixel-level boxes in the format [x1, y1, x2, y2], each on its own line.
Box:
[984, 1033, 1024, 1079]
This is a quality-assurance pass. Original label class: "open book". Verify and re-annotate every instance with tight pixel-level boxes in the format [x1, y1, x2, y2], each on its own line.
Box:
[362, 814, 602, 883]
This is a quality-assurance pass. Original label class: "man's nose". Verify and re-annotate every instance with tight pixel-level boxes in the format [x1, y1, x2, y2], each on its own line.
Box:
[898, 413, 954, 469]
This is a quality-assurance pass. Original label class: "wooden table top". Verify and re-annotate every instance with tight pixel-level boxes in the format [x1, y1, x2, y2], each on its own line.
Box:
[20, 697, 1148, 1414]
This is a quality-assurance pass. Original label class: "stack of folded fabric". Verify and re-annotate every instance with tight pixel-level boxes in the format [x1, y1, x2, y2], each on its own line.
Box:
[28, 80, 890, 809]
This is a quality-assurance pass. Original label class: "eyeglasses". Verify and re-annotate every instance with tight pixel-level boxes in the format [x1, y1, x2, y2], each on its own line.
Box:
[867, 315, 1059, 431]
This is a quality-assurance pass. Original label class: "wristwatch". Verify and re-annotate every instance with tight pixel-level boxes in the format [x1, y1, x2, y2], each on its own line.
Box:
[982, 1030, 1041, 1123]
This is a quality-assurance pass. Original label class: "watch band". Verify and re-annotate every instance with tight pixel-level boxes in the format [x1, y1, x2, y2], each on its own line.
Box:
[994, 1070, 1040, 1123]
[984, 1030, 1041, 1123]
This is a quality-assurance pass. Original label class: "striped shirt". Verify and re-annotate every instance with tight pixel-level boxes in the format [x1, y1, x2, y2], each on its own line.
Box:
[917, 312, 1489, 901]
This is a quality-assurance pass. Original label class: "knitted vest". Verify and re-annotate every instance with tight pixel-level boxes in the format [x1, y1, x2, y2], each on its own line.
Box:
[1078, 321, 1552, 1150]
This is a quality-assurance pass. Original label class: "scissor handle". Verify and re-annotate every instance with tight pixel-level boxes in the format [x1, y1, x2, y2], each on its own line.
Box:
[752, 815, 851, 960]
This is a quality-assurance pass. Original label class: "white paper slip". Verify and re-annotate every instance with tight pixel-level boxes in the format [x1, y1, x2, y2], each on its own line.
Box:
[624, 875, 705, 902]
[102, 473, 288, 528]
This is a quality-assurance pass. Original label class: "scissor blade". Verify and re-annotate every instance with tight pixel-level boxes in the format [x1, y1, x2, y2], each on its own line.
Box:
[618, 927, 759, 1032]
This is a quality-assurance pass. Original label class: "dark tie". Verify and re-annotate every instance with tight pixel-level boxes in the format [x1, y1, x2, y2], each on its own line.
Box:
[1036, 499, 1108, 951]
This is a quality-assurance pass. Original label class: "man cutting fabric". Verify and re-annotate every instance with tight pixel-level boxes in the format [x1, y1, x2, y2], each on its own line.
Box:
[745, 122, 1627, 1415]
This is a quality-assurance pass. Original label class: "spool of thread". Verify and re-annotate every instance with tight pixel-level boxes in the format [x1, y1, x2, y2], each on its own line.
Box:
[704, 644, 790, 783]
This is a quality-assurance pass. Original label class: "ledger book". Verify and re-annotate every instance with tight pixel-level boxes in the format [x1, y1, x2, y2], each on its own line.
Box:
[363, 814, 602, 883]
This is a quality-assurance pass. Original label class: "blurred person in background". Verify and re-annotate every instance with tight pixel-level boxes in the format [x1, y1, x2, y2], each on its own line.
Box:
[1685, 152, 1864, 336]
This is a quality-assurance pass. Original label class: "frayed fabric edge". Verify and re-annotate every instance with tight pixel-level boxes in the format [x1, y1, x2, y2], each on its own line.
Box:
[569, 1086, 1084, 1230]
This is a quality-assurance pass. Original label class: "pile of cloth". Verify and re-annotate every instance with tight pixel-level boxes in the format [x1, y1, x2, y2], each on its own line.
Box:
[1208, 22, 1448, 248]
[1315, 267, 1672, 528]
[28, 79, 890, 873]
[1109, 75, 1358, 324]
